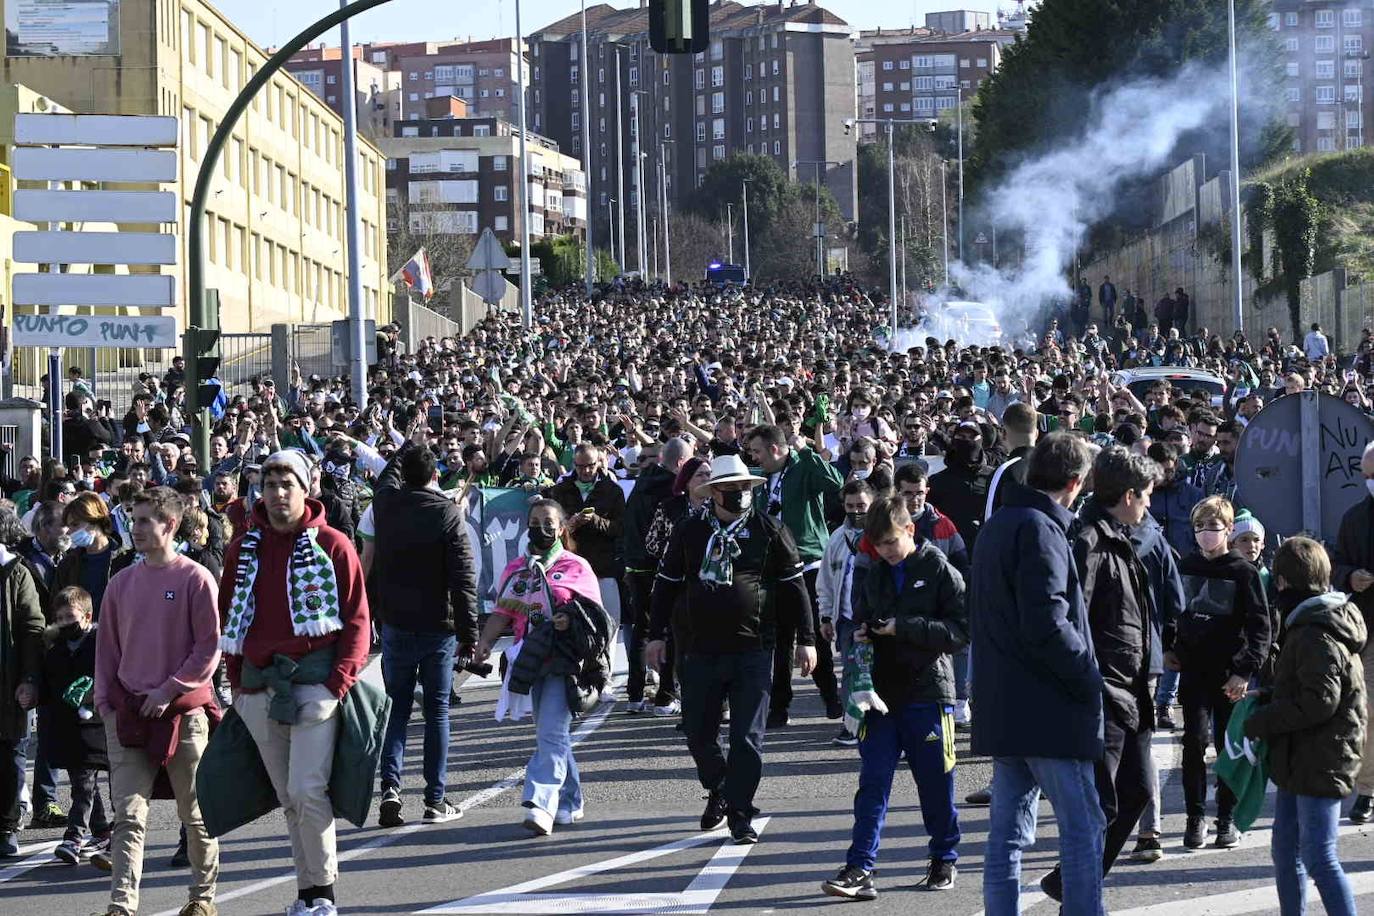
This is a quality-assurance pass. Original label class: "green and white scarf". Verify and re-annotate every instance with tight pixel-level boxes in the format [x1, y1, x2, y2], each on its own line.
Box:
[699, 509, 752, 588]
[221, 527, 342, 655]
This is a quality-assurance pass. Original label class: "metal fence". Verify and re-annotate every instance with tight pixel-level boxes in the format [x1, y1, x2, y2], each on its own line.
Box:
[8, 345, 177, 402]
[220, 333, 273, 397]
[292, 324, 337, 382]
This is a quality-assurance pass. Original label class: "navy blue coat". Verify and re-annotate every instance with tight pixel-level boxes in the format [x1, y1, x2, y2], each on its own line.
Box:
[1130, 513, 1185, 676]
[969, 485, 1104, 761]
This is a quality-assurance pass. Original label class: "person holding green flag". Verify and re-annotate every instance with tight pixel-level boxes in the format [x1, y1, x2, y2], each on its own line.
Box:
[1244, 536, 1366, 916]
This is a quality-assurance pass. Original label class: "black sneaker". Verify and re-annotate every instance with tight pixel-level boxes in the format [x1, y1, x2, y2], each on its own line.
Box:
[766, 708, 789, 729]
[29, 801, 67, 829]
[831, 727, 859, 747]
[1039, 866, 1062, 901]
[1155, 705, 1177, 731]
[168, 837, 189, 868]
[727, 808, 758, 845]
[1351, 794, 1374, 824]
[1184, 815, 1208, 849]
[378, 785, 404, 828]
[821, 865, 877, 901]
[700, 791, 729, 831]
[824, 698, 845, 720]
[423, 799, 461, 824]
[965, 786, 991, 806]
[1214, 818, 1241, 848]
[925, 859, 957, 891]
[1129, 835, 1164, 862]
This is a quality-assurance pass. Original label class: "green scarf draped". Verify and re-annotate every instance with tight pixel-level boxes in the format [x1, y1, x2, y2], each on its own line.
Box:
[221, 527, 342, 655]
[700, 509, 751, 588]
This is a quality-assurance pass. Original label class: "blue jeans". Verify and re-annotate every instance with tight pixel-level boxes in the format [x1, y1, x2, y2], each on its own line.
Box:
[30, 705, 59, 809]
[1272, 789, 1357, 916]
[953, 647, 971, 702]
[379, 625, 457, 806]
[524, 674, 582, 817]
[983, 757, 1106, 916]
[1155, 669, 1179, 707]
[847, 702, 960, 871]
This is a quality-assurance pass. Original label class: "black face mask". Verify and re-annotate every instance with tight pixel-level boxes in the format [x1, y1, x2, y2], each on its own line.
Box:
[59, 622, 86, 642]
[846, 511, 867, 529]
[719, 489, 753, 514]
[528, 527, 559, 552]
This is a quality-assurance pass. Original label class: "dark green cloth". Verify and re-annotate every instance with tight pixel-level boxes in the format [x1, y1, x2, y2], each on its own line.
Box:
[1216, 696, 1269, 832]
[240, 647, 336, 725]
[196, 676, 391, 836]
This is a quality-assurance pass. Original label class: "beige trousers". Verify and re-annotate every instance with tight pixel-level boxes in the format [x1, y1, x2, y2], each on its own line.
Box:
[105, 711, 219, 915]
[235, 684, 341, 890]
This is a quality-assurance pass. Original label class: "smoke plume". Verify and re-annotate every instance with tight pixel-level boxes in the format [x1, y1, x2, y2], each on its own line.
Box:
[900, 60, 1239, 350]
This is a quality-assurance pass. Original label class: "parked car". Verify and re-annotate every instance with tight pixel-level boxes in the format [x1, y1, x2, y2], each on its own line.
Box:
[1112, 366, 1227, 408]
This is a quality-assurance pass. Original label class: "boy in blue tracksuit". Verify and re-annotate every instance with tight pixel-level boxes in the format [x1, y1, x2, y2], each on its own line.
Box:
[821, 495, 968, 901]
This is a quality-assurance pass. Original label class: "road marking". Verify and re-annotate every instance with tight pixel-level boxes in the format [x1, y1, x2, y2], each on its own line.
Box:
[417, 818, 771, 914]
[148, 683, 623, 916]
[0, 842, 60, 884]
[1110, 868, 1374, 915]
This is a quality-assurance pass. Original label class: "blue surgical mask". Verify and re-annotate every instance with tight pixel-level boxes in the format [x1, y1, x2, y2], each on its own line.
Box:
[69, 528, 94, 549]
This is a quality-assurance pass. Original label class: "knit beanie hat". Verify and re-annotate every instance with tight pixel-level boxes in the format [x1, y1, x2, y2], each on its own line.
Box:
[261, 449, 312, 491]
[1231, 510, 1265, 544]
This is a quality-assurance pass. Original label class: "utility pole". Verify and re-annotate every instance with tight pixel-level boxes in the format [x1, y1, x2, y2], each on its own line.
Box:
[900, 215, 908, 308]
[339, 0, 367, 408]
[515, 0, 532, 327]
[580, 0, 593, 292]
[742, 178, 752, 282]
[956, 87, 965, 262]
[614, 46, 626, 276]
[940, 159, 950, 286]
[888, 121, 898, 342]
[1227, 0, 1244, 332]
[727, 202, 734, 263]
[631, 95, 647, 276]
[607, 197, 617, 265]
[659, 141, 672, 287]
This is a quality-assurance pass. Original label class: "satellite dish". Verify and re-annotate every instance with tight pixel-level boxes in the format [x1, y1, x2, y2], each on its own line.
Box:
[1233, 391, 1373, 542]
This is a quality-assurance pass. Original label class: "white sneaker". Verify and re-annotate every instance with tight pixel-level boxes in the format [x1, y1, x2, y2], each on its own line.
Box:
[523, 807, 554, 836]
[953, 699, 972, 727]
[653, 699, 682, 717]
[598, 688, 617, 704]
[624, 700, 647, 714]
[308, 900, 339, 916]
[554, 807, 585, 826]
[285, 902, 311, 916]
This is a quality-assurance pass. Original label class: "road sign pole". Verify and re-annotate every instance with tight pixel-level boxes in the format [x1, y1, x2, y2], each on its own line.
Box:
[339, 0, 368, 411]
[1301, 390, 1321, 535]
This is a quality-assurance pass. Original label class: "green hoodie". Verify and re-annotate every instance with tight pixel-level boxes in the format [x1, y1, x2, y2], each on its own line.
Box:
[769, 448, 845, 564]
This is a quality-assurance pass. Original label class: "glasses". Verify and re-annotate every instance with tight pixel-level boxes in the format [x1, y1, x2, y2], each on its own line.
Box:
[573, 462, 597, 470]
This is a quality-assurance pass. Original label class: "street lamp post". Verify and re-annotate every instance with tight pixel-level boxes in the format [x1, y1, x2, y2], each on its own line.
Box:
[338, 0, 367, 409]
[794, 159, 840, 280]
[956, 87, 965, 262]
[726, 202, 734, 264]
[741, 178, 753, 282]
[659, 141, 672, 287]
[580, 0, 593, 294]
[941, 159, 950, 286]
[631, 92, 648, 277]
[614, 46, 626, 274]
[1226, 0, 1244, 332]
[607, 197, 617, 265]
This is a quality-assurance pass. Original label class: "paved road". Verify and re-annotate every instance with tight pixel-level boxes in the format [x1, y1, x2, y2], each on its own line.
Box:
[3, 649, 1373, 915]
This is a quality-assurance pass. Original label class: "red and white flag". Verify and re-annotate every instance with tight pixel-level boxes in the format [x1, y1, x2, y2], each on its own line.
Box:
[392, 248, 434, 299]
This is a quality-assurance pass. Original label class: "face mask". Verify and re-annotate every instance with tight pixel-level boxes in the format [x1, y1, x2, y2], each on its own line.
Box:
[719, 488, 753, 513]
[846, 512, 867, 529]
[1195, 529, 1228, 554]
[852, 406, 871, 421]
[949, 439, 982, 465]
[69, 528, 94, 549]
[59, 622, 86, 642]
[528, 527, 559, 552]
[852, 468, 872, 481]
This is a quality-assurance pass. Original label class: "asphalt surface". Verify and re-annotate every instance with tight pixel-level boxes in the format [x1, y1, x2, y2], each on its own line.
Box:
[4, 646, 1374, 916]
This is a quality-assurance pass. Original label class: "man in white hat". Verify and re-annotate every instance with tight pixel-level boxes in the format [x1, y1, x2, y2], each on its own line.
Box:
[647, 454, 816, 845]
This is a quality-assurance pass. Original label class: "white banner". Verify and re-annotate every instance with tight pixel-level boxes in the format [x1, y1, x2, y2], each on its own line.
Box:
[12, 313, 177, 348]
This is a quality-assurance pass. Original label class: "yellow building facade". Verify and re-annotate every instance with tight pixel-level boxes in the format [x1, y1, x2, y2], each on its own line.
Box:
[0, 0, 389, 332]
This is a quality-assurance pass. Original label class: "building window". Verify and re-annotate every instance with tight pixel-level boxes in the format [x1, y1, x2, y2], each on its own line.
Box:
[772, 112, 780, 128]
[1285, 12, 1298, 27]
[900, 103, 911, 112]
[598, 68, 604, 83]
[1316, 35, 1336, 53]
[915, 96, 934, 113]
[409, 71, 418, 81]
[1284, 37, 1299, 53]
[900, 81, 910, 91]
[696, 122, 706, 142]
[1316, 60, 1336, 79]
[772, 140, 780, 155]
[1345, 9, 1363, 28]
[1315, 10, 1334, 29]
[882, 81, 894, 92]
[712, 91, 724, 113]
[960, 59, 970, 68]
[663, 124, 671, 138]
[572, 111, 581, 128]
[712, 144, 725, 161]
[746, 90, 752, 105]
[899, 60, 910, 70]
[882, 60, 894, 71]
[771, 60, 779, 76]
[1346, 36, 1364, 53]
[494, 155, 508, 171]
[711, 65, 724, 87]
[1317, 136, 1337, 152]
[494, 186, 509, 202]
[882, 103, 894, 113]
[1346, 84, 1362, 102]
[746, 116, 753, 133]
[629, 66, 639, 86]
[663, 70, 670, 85]
[695, 68, 705, 89]
[712, 117, 725, 139]
[915, 76, 933, 90]
[977, 58, 988, 68]
[772, 85, 780, 102]
[1316, 85, 1336, 104]
[1284, 86, 1301, 103]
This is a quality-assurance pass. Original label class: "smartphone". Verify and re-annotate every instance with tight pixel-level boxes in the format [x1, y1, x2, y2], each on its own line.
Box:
[68, 454, 81, 472]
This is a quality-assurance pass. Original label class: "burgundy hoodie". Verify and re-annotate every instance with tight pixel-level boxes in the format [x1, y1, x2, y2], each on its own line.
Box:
[220, 498, 371, 698]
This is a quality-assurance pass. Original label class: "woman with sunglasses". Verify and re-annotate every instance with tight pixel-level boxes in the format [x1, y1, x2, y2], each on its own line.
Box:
[474, 500, 611, 835]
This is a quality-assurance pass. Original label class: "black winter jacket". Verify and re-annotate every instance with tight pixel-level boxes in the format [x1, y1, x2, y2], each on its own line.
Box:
[623, 465, 675, 571]
[854, 542, 968, 707]
[928, 454, 997, 551]
[1246, 593, 1367, 799]
[507, 594, 614, 706]
[548, 475, 626, 579]
[40, 626, 107, 771]
[1171, 551, 1272, 680]
[370, 444, 480, 642]
[1072, 502, 1154, 731]
[1331, 496, 1374, 627]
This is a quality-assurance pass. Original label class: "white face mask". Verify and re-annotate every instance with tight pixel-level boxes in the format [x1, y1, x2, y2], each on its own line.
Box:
[852, 468, 872, 481]
[69, 528, 94, 549]
[852, 406, 871, 421]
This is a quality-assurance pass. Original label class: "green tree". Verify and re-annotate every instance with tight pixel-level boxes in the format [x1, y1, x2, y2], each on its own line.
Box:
[1271, 172, 1320, 341]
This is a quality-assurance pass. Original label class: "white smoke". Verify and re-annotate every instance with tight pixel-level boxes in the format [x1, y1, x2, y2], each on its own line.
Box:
[898, 60, 1236, 350]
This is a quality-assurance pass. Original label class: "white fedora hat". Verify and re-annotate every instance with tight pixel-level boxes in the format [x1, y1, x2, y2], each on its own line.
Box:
[708, 454, 768, 486]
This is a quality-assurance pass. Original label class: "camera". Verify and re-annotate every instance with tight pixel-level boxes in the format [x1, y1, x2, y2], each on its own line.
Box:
[455, 651, 493, 679]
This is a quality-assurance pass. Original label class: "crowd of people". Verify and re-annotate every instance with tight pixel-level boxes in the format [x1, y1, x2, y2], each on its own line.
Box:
[0, 273, 1370, 915]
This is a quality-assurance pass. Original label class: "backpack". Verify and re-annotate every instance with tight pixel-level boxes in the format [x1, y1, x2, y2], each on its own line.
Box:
[644, 503, 676, 560]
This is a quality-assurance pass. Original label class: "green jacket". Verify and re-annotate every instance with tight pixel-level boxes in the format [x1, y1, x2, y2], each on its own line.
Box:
[196, 673, 391, 836]
[0, 557, 45, 743]
[772, 448, 844, 564]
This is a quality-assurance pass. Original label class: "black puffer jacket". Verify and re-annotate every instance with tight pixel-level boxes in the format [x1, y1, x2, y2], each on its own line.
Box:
[507, 594, 613, 709]
[548, 475, 626, 579]
[853, 541, 968, 707]
[1072, 501, 1154, 732]
[622, 465, 675, 571]
[1245, 592, 1367, 799]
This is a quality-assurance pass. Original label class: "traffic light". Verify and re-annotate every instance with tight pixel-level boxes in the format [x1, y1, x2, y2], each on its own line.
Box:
[186, 289, 223, 415]
[650, 0, 709, 54]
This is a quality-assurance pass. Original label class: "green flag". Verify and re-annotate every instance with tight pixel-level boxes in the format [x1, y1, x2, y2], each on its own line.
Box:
[1215, 696, 1270, 832]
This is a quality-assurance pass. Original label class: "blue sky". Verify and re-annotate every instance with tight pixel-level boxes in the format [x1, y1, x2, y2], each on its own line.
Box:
[210, 0, 1026, 48]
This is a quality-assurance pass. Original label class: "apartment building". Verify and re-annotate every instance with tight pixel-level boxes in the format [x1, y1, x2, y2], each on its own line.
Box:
[854, 27, 933, 143]
[284, 47, 401, 140]
[925, 10, 993, 34]
[1270, 1, 1374, 153]
[381, 121, 587, 246]
[0, 0, 389, 333]
[529, 0, 857, 267]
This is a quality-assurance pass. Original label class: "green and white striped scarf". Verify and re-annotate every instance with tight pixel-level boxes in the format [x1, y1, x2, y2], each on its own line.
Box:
[220, 526, 342, 655]
[699, 509, 752, 588]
